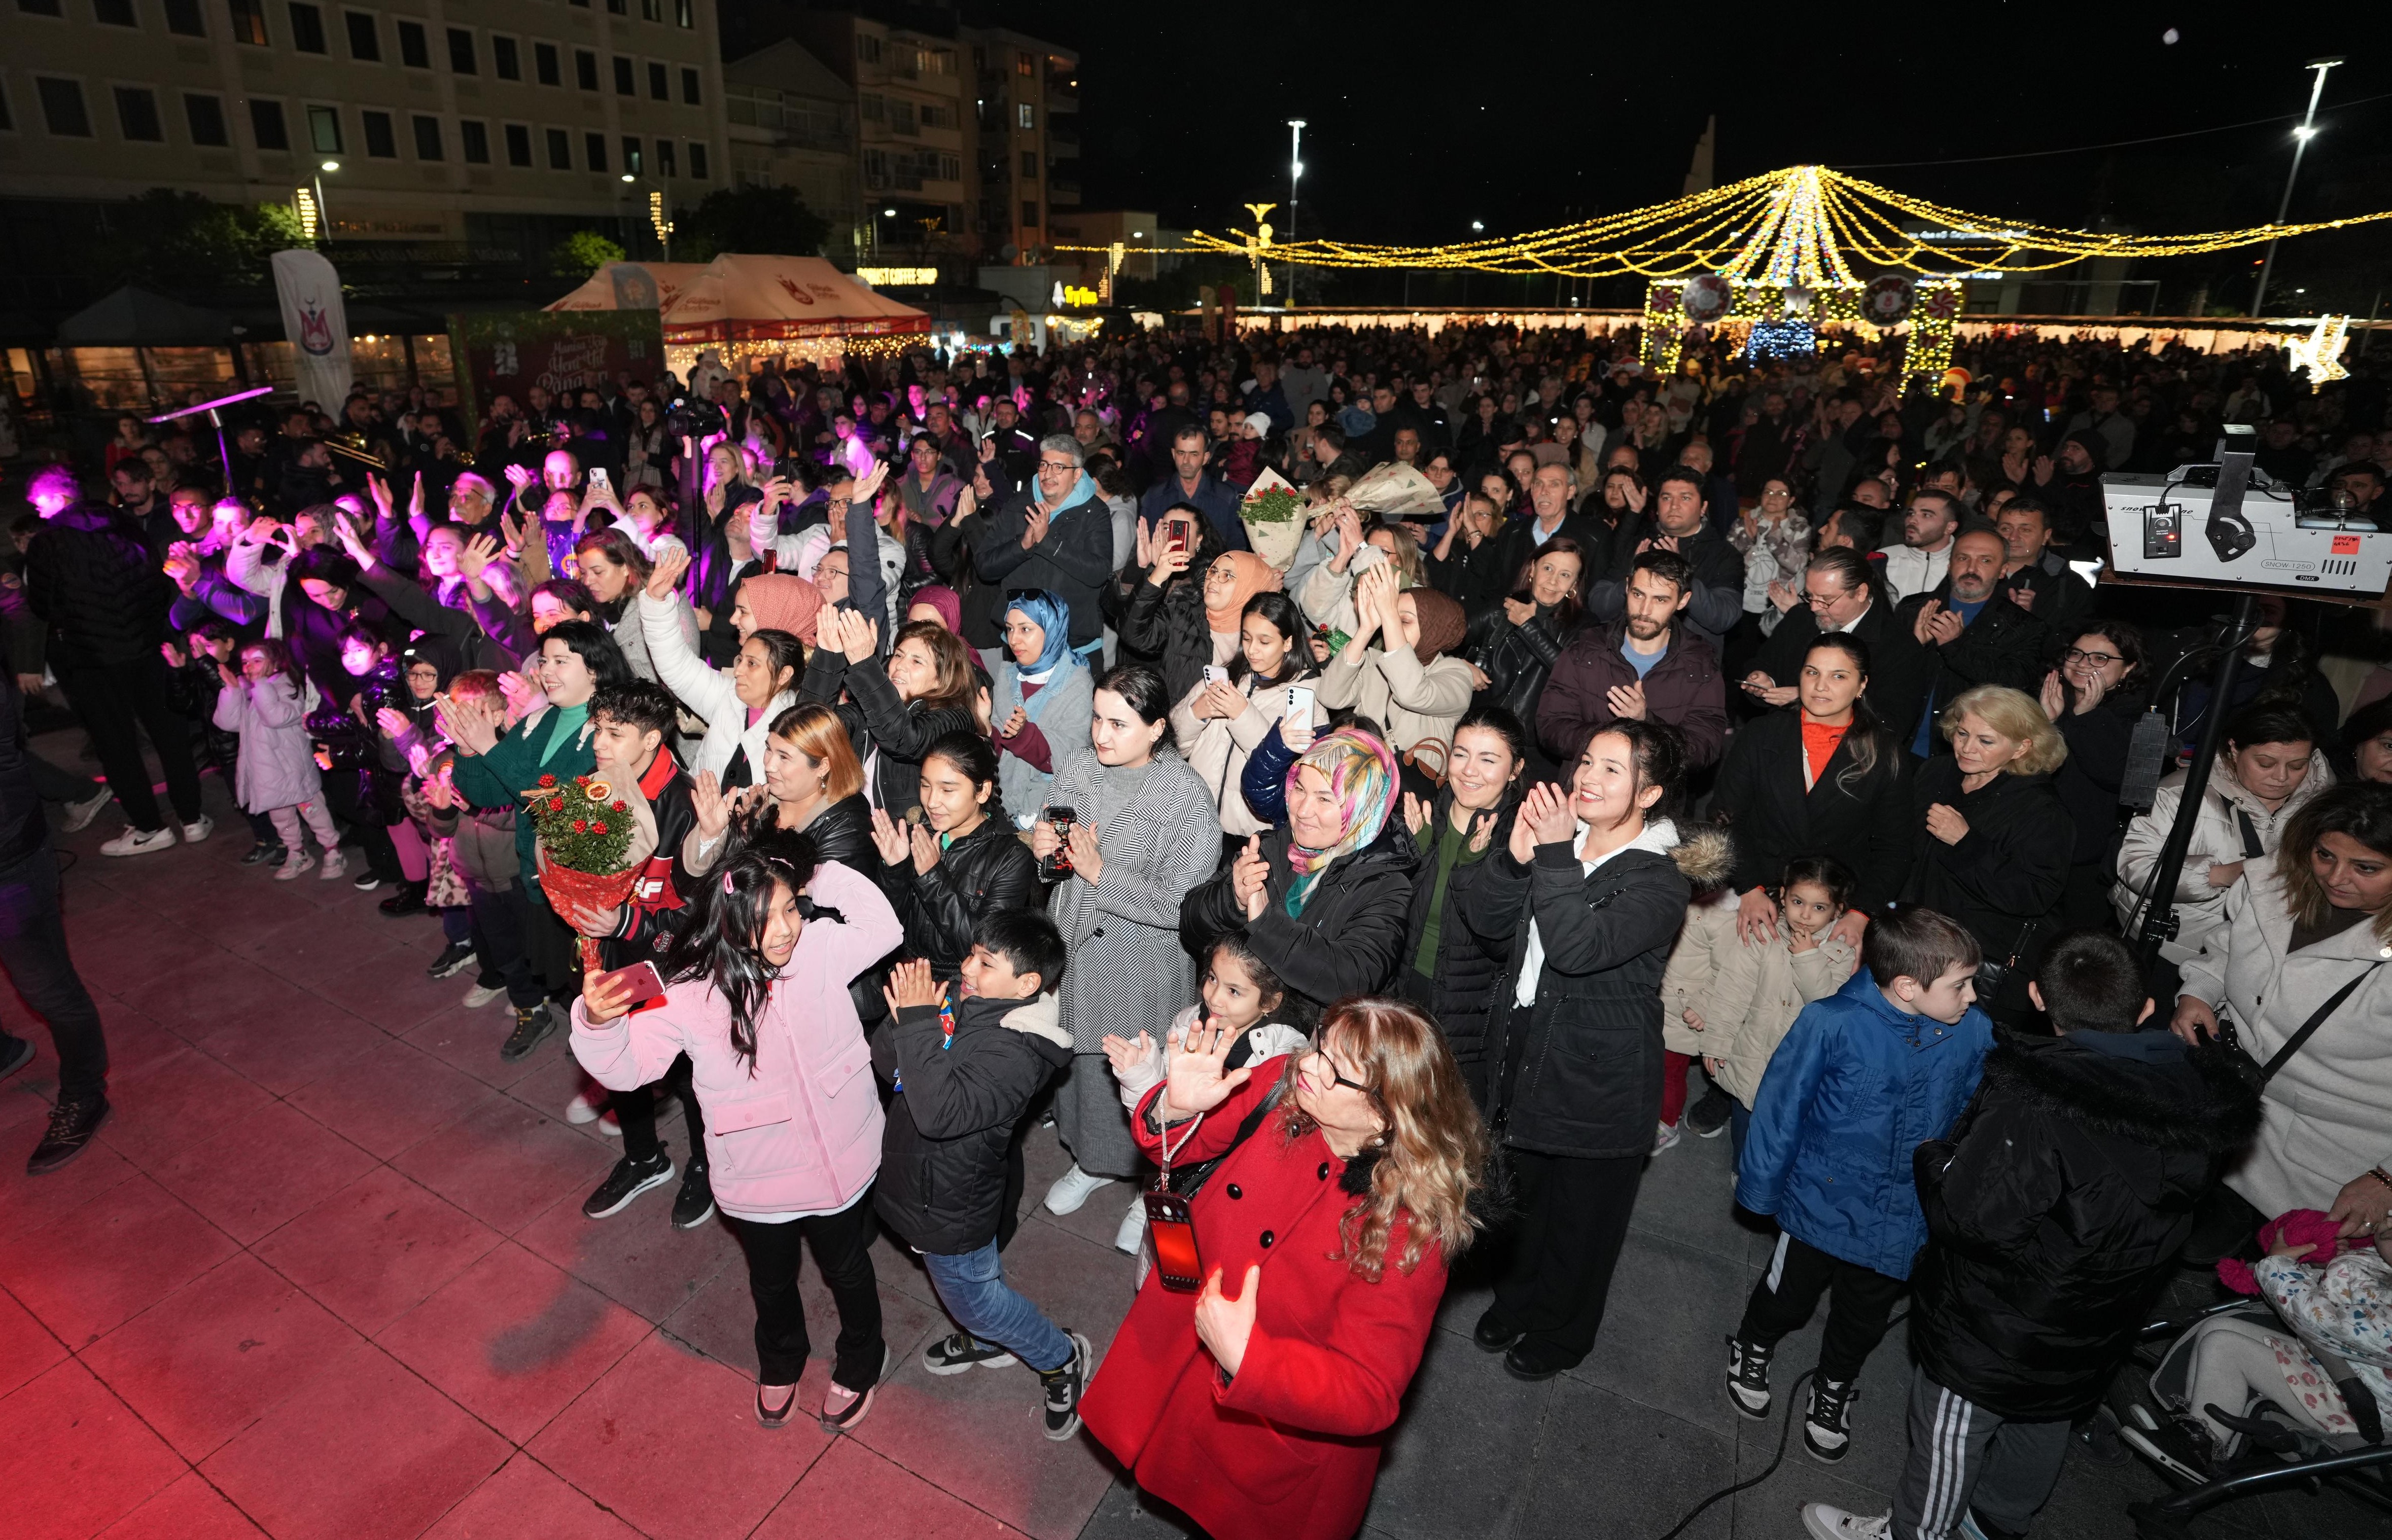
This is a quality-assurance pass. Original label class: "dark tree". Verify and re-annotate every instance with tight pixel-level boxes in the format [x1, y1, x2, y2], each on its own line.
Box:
[673, 185, 831, 262]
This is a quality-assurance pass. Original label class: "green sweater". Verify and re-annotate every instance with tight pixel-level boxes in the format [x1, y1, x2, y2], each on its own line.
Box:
[1413, 812, 1489, 978]
[449, 702, 592, 888]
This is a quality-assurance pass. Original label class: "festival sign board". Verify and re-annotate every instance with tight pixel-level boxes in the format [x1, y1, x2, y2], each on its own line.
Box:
[446, 308, 666, 433]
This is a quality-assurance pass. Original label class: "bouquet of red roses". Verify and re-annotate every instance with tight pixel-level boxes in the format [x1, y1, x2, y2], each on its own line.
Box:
[525, 772, 648, 970]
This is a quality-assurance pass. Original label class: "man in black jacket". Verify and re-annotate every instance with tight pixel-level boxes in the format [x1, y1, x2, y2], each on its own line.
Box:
[1489, 459, 1610, 611]
[1896, 526, 2051, 757]
[1745, 547, 1930, 739]
[22, 477, 207, 857]
[1589, 467, 1743, 653]
[1801, 933, 2259, 1540]
[875, 914, 1092, 1440]
[0, 663, 115, 1173]
[974, 436, 1117, 657]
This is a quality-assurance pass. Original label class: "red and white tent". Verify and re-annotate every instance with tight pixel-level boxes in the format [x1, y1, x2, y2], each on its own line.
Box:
[547, 255, 930, 348]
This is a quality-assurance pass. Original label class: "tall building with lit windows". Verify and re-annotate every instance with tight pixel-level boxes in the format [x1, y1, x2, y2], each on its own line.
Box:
[958, 23, 1076, 264]
[0, 0, 730, 305]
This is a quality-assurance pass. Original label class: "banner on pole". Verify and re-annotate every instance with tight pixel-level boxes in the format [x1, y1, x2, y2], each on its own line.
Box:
[270, 249, 354, 411]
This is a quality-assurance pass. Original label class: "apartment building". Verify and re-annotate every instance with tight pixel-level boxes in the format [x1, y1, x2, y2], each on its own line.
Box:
[0, 0, 730, 250]
[963, 24, 1076, 262]
[788, 5, 965, 262]
[722, 37, 858, 255]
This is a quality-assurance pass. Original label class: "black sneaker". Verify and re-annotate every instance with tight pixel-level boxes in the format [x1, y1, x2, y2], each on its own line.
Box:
[1040, 1330, 1093, 1441]
[378, 881, 427, 917]
[351, 870, 383, 891]
[819, 1344, 892, 1433]
[240, 842, 287, 867]
[1685, 1086, 1733, 1138]
[426, 941, 477, 979]
[671, 1158, 716, 1229]
[500, 1005, 559, 1062]
[1804, 1377, 1858, 1462]
[28, 1094, 110, 1175]
[1726, 1335, 1775, 1418]
[582, 1151, 674, 1218]
[1472, 1308, 1523, 1353]
[922, 1331, 1018, 1375]
[0, 1035, 33, 1083]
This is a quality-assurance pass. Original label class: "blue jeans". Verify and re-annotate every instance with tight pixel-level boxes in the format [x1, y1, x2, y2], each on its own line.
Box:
[922, 1241, 1072, 1372]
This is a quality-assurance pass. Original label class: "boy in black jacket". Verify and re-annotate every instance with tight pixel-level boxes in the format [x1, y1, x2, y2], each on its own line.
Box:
[875, 911, 1093, 1443]
[1800, 932, 2259, 1540]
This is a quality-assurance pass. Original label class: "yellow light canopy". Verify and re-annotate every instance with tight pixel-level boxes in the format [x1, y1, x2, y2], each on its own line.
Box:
[1062, 164, 2392, 279]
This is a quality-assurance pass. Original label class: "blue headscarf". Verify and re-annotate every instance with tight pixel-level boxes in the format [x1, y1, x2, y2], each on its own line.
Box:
[1003, 589, 1079, 678]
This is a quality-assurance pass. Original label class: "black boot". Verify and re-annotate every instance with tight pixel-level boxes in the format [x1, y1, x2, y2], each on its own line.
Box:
[379, 879, 428, 916]
[29, 1094, 110, 1174]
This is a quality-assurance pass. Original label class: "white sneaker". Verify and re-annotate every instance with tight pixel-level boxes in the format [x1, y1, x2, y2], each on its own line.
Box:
[1044, 1164, 1113, 1215]
[566, 1086, 605, 1124]
[1652, 1119, 1683, 1154]
[319, 851, 348, 882]
[1113, 1194, 1149, 1255]
[61, 787, 113, 832]
[180, 814, 214, 844]
[99, 825, 177, 857]
[276, 850, 319, 881]
[1800, 1504, 1890, 1540]
[463, 982, 506, 1009]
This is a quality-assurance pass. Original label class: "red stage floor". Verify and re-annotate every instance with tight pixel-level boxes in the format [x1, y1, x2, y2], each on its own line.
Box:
[2, 799, 1138, 1540]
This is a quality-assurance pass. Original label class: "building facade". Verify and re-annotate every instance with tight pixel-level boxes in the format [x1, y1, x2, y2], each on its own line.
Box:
[961, 24, 1076, 263]
[788, 5, 966, 265]
[0, 0, 730, 255]
[722, 37, 857, 256]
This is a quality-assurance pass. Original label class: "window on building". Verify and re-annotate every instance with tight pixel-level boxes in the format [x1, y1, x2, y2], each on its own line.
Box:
[1015, 52, 1033, 76]
[938, 152, 959, 181]
[1017, 103, 1033, 129]
[680, 66, 700, 105]
[185, 92, 228, 145]
[535, 43, 559, 86]
[343, 11, 376, 59]
[622, 137, 643, 174]
[250, 97, 288, 150]
[1021, 200, 1038, 229]
[306, 103, 341, 153]
[447, 28, 475, 75]
[575, 50, 599, 90]
[397, 19, 429, 68]
[656, 138, 675, 176]
[675, 0, 692, 27]
[115, 87, 163, 141]
[890, 99, 914, 135]
[491, 36, 519, 81]
[860, 93, 883, 123]
[164, 0, 205, 36]
[584, 132, 606, 172]
[642, 0, 660, 19]
[94, 0, 135, 25]
[1020, 150, 1036, 177]
[612, 56, 635, 95]
[605, 0, 623, 13]
[288, 3, 325, 52]
[16, 0, 62, 16]
[647, 61, 667, 100]
[856, 33, 881, 64]
[411, 113, 441, 159]
[545, 126, 570, 168]
[503, 122, 531, 166]
[228, 0, 267, 46]
[688, 140, 707, 178]
[460, 119, 489, 163]
[362, 108, 395, 157]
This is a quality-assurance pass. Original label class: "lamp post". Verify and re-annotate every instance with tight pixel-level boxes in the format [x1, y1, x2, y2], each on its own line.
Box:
[1286, 119, 1305, 308]
[313, 159, 338, 243]
[2251, 55, 2343, 318]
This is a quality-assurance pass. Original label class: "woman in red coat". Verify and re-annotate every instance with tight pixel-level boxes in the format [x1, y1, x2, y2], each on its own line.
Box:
[1082, 997, 1486, 1540]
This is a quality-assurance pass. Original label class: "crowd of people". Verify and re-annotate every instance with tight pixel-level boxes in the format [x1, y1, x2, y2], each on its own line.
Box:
[7, 315, 2392, 1540]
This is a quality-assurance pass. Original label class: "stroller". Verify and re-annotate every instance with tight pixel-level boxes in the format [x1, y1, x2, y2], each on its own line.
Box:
[2108, 1240, 2392, 1539]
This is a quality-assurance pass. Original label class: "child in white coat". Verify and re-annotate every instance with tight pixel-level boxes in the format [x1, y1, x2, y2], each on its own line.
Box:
[212, 639, 346, 882]
[1702, 855, 1858, 1157]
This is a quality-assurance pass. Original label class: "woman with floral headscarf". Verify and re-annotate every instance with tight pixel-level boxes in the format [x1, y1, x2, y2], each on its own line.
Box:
[1180, 726, 1420, 1017]
[990, 588, 1095, 825]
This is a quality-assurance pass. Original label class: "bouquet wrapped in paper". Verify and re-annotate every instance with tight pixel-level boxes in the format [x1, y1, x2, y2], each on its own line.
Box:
[1345, 462, 1446, 521]
[1239, 467, 1307, 571]
[526, 770, 658, 971]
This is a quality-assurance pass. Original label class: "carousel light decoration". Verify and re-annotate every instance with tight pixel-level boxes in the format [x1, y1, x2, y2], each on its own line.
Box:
[2285, 313, 2351, 385]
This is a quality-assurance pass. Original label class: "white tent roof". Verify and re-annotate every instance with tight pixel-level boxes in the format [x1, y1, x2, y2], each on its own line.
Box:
[546, 255, 929, 343]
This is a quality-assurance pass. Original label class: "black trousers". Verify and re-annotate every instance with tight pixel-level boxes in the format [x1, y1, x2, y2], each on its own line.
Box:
[1488, 1147, 1647, 1366]
[616, 1052, 705, 1165]
[321, 770, 403, 882]
[466, 885, 542, 1010]
[1739, 1232, 1907, 1386]
[520, 886, 582, 1002]
[53, 656, 202, 833]
[723, 1196, 886, 1391]
[0, 843, 109, 1103]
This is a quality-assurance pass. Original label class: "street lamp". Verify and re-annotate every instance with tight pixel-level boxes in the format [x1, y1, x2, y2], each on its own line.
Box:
[2252, 55, 2343, 317]
[306, 160, 339, 244]
[1286, 119, 1305, 307]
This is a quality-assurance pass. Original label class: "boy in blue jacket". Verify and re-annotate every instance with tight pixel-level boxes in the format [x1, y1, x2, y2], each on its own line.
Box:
[1727, 905, 1994, 1463]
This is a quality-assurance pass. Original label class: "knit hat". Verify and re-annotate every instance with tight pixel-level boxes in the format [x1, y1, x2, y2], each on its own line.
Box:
[1406, 586, 1467, 663]
[908, 583, 962, 633]
[739, 572, 824, 646]
[1284, 727, 1400, 881]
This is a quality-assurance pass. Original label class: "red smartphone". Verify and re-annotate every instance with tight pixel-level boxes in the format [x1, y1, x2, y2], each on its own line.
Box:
[1166, 523, 1189, 556]
[1143, 1190, 1203, 1293]
[593, 960, 667, 1011]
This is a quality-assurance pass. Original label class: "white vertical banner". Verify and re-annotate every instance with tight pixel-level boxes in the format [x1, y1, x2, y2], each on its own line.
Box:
[270, 248, 353, 410]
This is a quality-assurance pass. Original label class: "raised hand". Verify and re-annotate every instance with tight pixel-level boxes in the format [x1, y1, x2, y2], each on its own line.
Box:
[459, 532, 500, 583]
[1401, 791, 1430, 837]
[647, 543, 690, 602]
[868, 805, 911, 868]
[909, 819, 941, 873]
[1065, 819, 1104, 885]
[375, 706, 412, 739]
[841, 612, 880, 664]
[1467, 809, 1497, 854]
[503, 462, 535, 493]
[1162, 1014, 1256, 1120]
[882, 956, 945, 1016]
[2037, 669, 2067, 723]
[1230, 835, 1270, 920]
[160, 641, 188, 668]
[1101, 1030, 1156, 1080]
[1504, 596, 1536, 627]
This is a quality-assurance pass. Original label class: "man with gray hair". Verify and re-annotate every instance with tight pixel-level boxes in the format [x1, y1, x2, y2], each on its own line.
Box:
[974, 435, 1116, 656]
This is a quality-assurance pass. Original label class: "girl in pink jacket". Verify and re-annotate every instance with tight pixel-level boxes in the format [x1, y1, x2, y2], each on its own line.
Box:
[574, 832, 902, 1431]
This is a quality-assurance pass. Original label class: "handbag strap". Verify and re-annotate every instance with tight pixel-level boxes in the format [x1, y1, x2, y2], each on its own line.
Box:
[2232, 804, 2265, 861]
[2259, 962, 2384, 1084]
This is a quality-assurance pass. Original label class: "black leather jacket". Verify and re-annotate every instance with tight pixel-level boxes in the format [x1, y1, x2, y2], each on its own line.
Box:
[883, 815, 1040, 983]
[1464, 601, 1570, 727]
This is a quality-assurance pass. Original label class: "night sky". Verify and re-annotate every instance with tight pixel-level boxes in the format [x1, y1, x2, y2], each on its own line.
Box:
[996, 5, 2391, 307]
